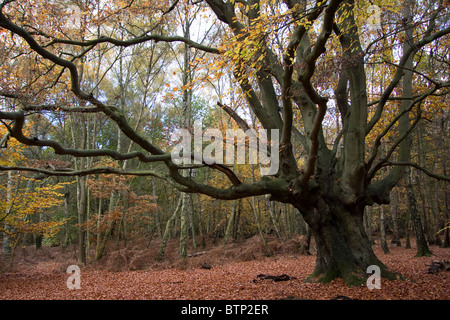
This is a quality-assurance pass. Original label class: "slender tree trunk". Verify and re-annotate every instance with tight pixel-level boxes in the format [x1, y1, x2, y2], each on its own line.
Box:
[443, 161, 450, 247]
[405, 205, 412, 249]
[189, 194, 197, 250]
[441, 118, 450, 247]
[251, 197, 272, 256]
[427, 121, 443, 246]
[1, 171, 13, 258]
[179, 192, 190, 259]
[96, 197, 102, 252]
[177, 3, 193, 260]
[286, 204, 292, 239]
[233, 200, 241, 240]
[223, 199, 237, 245]
[443, 192, 450, 247]
[427, 178, 442, 246]
[407, 169, 432, 257]
[390, 187, 401, 246]
[95, 189, 117, 260]
[77, 175, 87, 264]
[62, 191, 71, 248]
[281, 204, 291, 239]
[212, 201, 220, 245]
[379, 205, 390, 254]
[250, 164, 272, 255]
[151, 178, 162, 239]
[158, 197, 182, 261]
[73, 114, 88, 265]
[266, 195, 281, 239]
[196, 194, 206, 248]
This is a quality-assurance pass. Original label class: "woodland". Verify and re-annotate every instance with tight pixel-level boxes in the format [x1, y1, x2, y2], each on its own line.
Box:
[0, 0, 449, 300]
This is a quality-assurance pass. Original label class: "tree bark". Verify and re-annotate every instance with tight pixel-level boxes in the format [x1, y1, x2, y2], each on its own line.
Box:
[179, 192, 189, 259]
[379, 205, 390, 254]
[95, 189, 117, 260]
[266, 195, 282, 239]
[407, 169, 432, 257]
[158, 196, 182, 261]
[72, 113, 88, 264]
[301, 198, 399, 286]
[1, 171, 13, 258]
[405, 200, 412, 249]
[223, 199, 237, 245]
[77, 175, 87, 264]
[363, 206, 374, 245]
[390, 187, 401, 246]
[442, 119, 450, 247]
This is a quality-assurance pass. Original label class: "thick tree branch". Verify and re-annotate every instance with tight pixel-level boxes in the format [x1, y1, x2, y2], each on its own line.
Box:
[296, 0, 341, 187]
[232, 68, 277, 131]
[0, 9, 247, 192]
[46, 33, 220, 54]
[21, 104, 102, 113]
[217, 101, 250, 131]
[0, 165, 172, 179]
[333, 0, 368, 203]
[0, 111, 172, 163]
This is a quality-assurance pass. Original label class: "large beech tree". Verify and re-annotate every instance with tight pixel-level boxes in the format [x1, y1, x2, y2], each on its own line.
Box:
[0, 0, 449, 285]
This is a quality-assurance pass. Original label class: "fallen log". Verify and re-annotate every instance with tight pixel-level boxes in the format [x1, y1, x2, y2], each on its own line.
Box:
[253, 274, 296, 282]
[187, 251, 207, 258]
[426, 260, 450, 274]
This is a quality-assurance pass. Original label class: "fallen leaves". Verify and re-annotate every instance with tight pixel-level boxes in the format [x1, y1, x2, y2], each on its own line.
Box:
[0, 246, 448, 300]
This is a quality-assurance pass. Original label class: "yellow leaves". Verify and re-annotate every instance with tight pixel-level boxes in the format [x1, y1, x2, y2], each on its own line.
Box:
[0, 124, 32, 166]
[0, 175, 69, 238]
[0, 122, 70, 240]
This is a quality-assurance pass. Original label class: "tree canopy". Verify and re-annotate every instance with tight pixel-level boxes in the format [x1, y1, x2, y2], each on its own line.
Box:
[0, 0, 449, 285]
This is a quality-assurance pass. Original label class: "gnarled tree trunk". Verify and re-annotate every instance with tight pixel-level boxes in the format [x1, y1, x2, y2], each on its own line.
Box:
[299, 198, 399, 286]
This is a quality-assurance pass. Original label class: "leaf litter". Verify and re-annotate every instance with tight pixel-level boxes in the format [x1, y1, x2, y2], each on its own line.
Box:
[0, 237, 448, 300]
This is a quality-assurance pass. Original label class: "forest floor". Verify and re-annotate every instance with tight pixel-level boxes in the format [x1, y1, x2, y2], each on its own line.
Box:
[0, 235, 449, 300]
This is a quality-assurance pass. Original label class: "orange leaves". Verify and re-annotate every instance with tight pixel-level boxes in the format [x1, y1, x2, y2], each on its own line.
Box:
[1, 244, 449, 300]
[82, 163, 158, 237]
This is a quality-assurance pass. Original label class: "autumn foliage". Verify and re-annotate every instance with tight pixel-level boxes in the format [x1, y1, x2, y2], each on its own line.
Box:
[0, 0, 449, 299]
[0, 125, 69, 260]
[0, 239, 448, 300]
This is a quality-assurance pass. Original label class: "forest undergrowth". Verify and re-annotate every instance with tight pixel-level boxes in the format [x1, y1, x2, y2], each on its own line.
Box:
[0, 236, 449, 300]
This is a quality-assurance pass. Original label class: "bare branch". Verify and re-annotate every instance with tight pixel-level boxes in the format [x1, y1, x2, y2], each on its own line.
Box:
[380, 162, 450, 182]
[367, 105, 422, 181]
[217, 101, 250, 131]
[162, 0, 179, 15]
[366, 82, 449, 172]
[366, 25, 450, 135]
